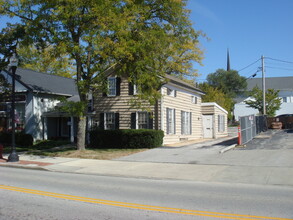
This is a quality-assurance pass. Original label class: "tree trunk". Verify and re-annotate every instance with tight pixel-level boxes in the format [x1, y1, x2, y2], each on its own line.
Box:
[76, 116, 86, 150]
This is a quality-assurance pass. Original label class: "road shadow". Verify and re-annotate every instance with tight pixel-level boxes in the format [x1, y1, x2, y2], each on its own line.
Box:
[286, 129, 293, 133]
[211, 137, 238, 146]
[197, 137, 238, 149]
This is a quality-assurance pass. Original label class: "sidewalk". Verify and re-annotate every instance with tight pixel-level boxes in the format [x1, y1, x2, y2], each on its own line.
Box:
[1, 135, 293, 187]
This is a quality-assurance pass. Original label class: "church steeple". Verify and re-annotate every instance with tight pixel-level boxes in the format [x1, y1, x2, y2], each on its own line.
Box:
[227, 49, 230, 71]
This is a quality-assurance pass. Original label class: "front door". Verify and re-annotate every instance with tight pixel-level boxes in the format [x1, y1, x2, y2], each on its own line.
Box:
[203, 115, 213, 138]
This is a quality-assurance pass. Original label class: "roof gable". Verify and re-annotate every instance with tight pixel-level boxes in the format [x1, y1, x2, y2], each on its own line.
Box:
[3, 68, 78, 96]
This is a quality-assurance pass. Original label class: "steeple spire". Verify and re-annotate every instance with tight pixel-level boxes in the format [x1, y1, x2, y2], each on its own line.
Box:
[227, 48, 230, 71]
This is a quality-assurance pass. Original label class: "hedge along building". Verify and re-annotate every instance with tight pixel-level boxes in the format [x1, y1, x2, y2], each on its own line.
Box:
[92, 72, 228, 145]
[0, 68, 79, 141]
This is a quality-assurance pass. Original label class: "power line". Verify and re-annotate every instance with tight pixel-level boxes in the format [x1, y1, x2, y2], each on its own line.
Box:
[266, 57, 293, 65]
[266, 66, 293, 71]
[246, 69, 260, 80]
[238, 58, 261, 72]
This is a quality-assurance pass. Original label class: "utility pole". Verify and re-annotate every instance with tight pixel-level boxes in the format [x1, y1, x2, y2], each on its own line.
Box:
[261, 55, 266, 115]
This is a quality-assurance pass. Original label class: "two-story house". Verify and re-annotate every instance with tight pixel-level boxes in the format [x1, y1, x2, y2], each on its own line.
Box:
[93, 73, 228, 144]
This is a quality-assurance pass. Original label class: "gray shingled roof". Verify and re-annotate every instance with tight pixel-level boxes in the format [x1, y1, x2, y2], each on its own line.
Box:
[165, 74, 205, 95]
[247, 76, 293, 91]
[11, 68, 78, 96]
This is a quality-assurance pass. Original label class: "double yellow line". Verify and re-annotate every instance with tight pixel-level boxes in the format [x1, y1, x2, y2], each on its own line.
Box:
[0, 184, 292, 220]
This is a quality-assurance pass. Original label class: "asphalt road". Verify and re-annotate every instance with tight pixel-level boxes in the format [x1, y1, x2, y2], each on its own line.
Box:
[1, 167, 293, 220]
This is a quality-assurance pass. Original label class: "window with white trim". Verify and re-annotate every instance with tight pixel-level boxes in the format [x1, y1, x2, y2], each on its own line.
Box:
[108, 77, 116, 96]
[133, 84, 138, 95]
[88, 99, 94, 112]
[191, 96, 197, 104]
[137, 112, 149, 129]
[105, 112, 115, 130]
[218, 115, 225, 132]
[282, 97, 290, 103]
[166, 108, 175, 134]
[167, 88, 176, 97]
[181, 111, 191, 135]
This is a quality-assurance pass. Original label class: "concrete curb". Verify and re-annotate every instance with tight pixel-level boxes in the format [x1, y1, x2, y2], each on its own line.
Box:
[0, 163, 48, 171]
[219, 144, 237, 154]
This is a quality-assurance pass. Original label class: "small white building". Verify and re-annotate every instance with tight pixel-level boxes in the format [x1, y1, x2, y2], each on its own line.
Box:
[201, 102, 228, 139]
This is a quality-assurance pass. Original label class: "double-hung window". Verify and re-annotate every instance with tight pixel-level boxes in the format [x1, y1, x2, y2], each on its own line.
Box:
[218, 115, 225, 132]
[181, 111, 191, 135]
[129, 82, 138, 95]
[137, 112, 149, 129]
[166, 108, 175, 134]
[191, 96, 197, 104]
[167, 88, 176, 97]
[105, 112, 115, 130]
[282, 97, 289, 103]
[130, 112, 153, 129]
[108, 77, 116, 96]
[133, 84, 138, 95]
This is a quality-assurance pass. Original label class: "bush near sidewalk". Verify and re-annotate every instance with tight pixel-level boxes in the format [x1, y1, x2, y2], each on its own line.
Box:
[0, 132, 33, 147]
[89, 129, 164, 149]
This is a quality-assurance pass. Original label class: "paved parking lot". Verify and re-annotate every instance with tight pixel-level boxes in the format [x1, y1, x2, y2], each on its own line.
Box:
[117, 129, 293, 168]
[242, 129, 293, 150]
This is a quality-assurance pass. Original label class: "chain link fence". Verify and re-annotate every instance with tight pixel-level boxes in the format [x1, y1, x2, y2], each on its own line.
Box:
[239, 115, 267, 145]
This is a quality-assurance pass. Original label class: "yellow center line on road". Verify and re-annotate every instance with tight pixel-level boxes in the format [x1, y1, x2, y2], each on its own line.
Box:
[0, 184, 292, 220]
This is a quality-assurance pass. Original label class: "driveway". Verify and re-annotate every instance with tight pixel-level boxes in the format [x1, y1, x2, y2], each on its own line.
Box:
[116, 129, 293, 168]
[116, 137, 238, 164]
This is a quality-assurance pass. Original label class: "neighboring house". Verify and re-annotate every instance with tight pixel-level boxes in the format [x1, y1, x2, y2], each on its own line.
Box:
[0, 68, 78, 141]
[234, 77, 293, 120]
[93, 73, 228, 144]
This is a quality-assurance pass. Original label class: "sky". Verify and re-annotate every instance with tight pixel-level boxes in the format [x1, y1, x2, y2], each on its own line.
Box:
[187, 0, 293, 81]
[1, 1, 293, 82]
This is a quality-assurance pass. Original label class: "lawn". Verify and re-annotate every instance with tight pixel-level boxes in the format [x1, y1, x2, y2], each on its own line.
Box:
[29, 148, 148, 160]
[3, 140, 148, 160]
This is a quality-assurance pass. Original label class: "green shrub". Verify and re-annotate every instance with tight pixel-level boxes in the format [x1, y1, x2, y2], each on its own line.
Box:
[0, 132, 11, 144]
[0, 132, 33, 147]
[16, 133, 33, 147]
[89, 129, 164, 149]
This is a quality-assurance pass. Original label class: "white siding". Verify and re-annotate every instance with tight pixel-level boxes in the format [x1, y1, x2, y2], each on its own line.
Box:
[26, 92, 60, 140]
[202, 103, 228, 139]
[161, 85, 203, 144]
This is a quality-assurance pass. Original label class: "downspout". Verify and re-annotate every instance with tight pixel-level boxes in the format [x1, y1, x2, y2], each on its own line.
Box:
[160, 87, 164, 131]
[154, 100, 159, 130]
[70, 116, 74, 143]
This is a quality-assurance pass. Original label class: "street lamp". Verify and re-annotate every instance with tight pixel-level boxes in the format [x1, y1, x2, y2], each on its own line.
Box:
[7, 53, 19, 162]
